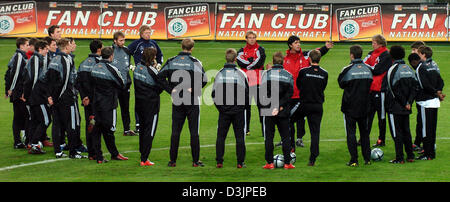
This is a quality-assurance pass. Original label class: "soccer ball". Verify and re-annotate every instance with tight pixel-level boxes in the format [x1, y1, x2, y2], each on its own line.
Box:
[290, 152, 296, 164]
[371, 148, 384, 161]
[273, 154, 284, 168]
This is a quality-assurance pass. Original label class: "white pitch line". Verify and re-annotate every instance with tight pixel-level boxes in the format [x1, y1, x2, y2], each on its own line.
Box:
[1, 137, 449, 172]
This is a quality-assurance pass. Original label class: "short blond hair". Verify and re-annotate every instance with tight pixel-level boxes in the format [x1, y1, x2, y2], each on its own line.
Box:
[245, 31, 256, 39]
[139, 25, 151, 37]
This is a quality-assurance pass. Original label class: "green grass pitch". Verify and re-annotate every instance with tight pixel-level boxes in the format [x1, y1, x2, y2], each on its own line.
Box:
[0, 39, 448, 182]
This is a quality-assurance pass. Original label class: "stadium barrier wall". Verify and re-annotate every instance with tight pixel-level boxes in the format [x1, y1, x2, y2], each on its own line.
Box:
[0, 1, 449, 41]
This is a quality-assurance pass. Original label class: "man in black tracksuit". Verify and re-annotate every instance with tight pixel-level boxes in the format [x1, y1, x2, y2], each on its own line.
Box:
[112, 31, 136, 136]
[338, 45, 373, 166]
[382, 46, 419, 163]
[134, 47, 163, 166]
[90, 47, 129, 163]
[260, 52, 295, 170]
[290, 50, 328, 166]
[76, 39, 102, 159]
[414, 46, 445, 160]
[212, 48, 249, 168]
[158, 38, 207, 167]
[5, 38, 29, 149]
[45, 38, 84, 159]
[23, 41, 50, 154]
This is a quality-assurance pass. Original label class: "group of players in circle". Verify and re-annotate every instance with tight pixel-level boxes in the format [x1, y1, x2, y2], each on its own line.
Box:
[5, 25, 444, 169]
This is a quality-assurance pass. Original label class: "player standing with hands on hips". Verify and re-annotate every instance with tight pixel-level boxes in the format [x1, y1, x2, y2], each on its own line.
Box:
[212, 48, 249, 169]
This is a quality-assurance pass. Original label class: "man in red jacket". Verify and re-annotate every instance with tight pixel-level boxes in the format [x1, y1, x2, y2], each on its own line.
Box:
[236, 31, 266, 136]
[281, 35, 333, 151]
[363, 34, 392, 147]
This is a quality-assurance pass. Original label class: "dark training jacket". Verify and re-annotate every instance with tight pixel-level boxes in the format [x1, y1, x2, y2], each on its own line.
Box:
[4, 49, 28, 102]
[76, 53, 101, 104]
[133, 62, 163, 114]
[23, 52, 49, 105]
[297, 65, 328, 104]
[259, 64, 294, 118]
[45, 52, 78, 106]
[338, 59, 373, 118]
[212, 63, 249, 115]
[415, 58, 445, 102]
[157, 52, 207, 106]
[91, 60, 125, 112]
[382, 60, 419, 115]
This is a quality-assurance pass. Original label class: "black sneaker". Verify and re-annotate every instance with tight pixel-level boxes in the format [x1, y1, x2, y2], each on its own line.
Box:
[296, 138, 304, 147]
[193, 161, 205, 167]
[76, 144, 88, 153]
[237, 163, 246, 168]
[168, 161, 176, 167]
[30, 145, 46, 154]
[346, 161, 358, 167]
[389, 159, 405, 164]
[275, 141, 282, 147]
[69, 152, 87, 159]
[412, 144, 422, 152]
[123, 130, 138, 136]
[372, 139, 385, 147]
[55, 152, 67, 158]
[416, 155, 432, 160]
[14, 142, 26, 149]
[364, 160, 372, 165]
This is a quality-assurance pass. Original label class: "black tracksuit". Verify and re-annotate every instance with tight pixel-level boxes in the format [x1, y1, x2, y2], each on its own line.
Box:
[212, 63, 249, 165]
[134, 62, 163, 162]
[76, 53, 101, 157]
[415, 58, 444, 159]
[291, 65, 328, 163]
[158, 51, 207, 163]
[23, 52, 51, 146]
[45, 52, 80, 155]
[259, 64, 294, 164]
[364, 50, 392, 142]
[338, 59, 373, 163]
[112, 44, 133, 132]
[382, 60, 419, 161]
[90, 59, 126, 161]
[4, 49, 29, 146]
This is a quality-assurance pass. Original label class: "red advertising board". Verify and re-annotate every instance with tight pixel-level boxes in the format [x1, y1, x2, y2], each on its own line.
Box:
[215, 3, 332, 41]
[1, 1, 449, 41]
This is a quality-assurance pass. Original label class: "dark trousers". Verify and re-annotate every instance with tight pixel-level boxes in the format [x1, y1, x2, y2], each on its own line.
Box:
[387, 113, 414, 160]
[12, 100, 28, 145]
[414, 104, 424, 147]
[246, 85, 263, 135]
[344, 113, 371, 163]
[137, 106, 159, 162]
[216, 110, 246, 165]
[170, 104, 200, 163]
[51, 102, 80, 155]
[30, 104, 51, 145]
[289, 99, 306, 151]
[91, 109, 120, 161]
[367, 91, 387, 141]
[291, 103, 323, 162]
[263, 116, 291, 164]
[118, 88, 131, 132]
[416, 106, 438, 158]
[83, 105, 94, 157]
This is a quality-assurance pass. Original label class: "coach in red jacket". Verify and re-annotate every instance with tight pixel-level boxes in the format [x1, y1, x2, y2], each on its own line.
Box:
[283, 35, 333, 151]
[363, 34, 392, 147]
[237, 31, 266, 136]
